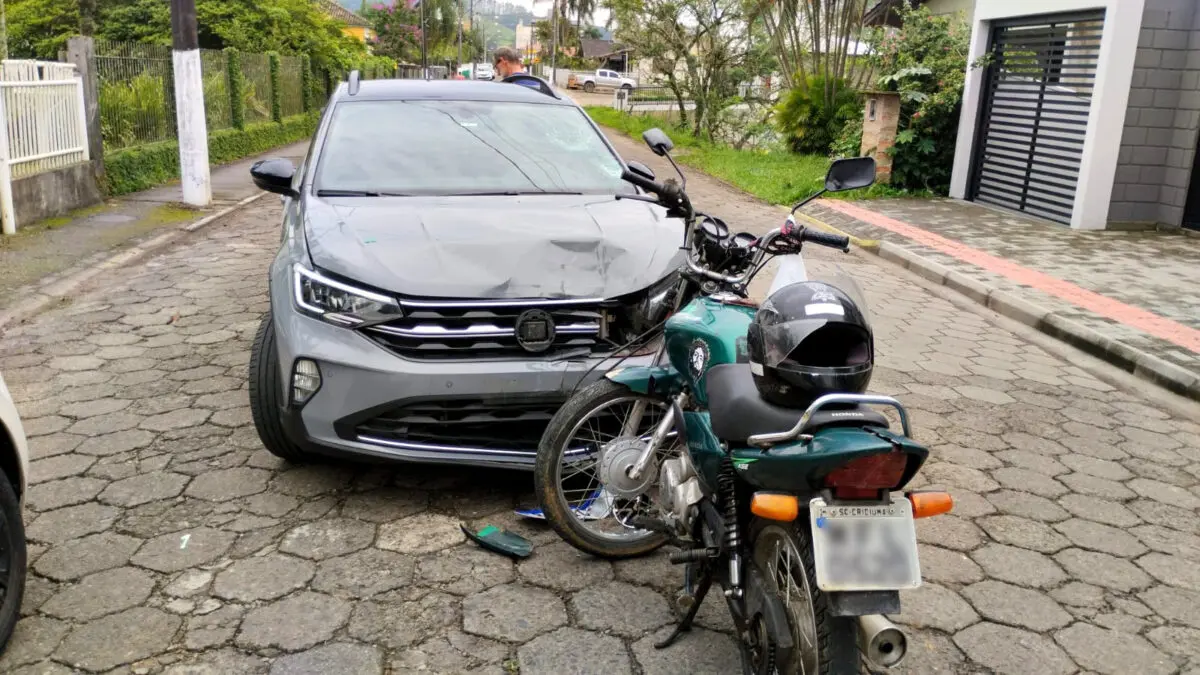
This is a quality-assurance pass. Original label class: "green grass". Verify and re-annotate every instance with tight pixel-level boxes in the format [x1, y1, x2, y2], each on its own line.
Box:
[585, 106, 928, 204]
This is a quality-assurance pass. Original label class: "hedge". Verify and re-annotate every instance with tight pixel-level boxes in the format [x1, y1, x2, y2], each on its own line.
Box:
[104, 113, 319, 196]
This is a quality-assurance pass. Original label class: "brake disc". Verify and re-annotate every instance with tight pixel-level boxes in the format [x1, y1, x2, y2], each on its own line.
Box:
[597, 438, 658, 498]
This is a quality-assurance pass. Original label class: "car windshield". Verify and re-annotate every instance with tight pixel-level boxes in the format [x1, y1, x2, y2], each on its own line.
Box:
[315, 99, 630, 196]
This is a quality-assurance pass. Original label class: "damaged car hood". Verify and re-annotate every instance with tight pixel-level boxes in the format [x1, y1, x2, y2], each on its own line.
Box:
[303, 195, 686, 299]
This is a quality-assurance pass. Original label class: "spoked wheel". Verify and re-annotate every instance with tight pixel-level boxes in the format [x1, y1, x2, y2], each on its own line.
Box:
[750, 519, 860, 675]
[534, 379, 677, 559]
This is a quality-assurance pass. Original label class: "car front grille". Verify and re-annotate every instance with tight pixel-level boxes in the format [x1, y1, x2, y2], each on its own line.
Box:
[353, 397, 564, 454]
[360, 297, 612, 360]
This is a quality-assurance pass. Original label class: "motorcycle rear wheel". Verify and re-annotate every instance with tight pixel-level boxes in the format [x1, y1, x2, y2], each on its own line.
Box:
[534, 379, 671, 559]
[749, 518, 861, 675]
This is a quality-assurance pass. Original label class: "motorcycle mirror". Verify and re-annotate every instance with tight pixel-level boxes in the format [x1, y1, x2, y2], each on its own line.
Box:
[825, 157, 876, 192]
[642, 128, 675, 157]
[626, 161, 656, 182]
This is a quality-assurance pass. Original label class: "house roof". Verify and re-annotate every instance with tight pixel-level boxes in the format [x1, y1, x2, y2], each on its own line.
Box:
[317, 0, 372, 28]
[864, 0, 928, 27]
[580, 38, 631, 59]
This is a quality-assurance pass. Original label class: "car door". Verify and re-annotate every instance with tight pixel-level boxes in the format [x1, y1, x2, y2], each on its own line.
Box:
[601, 70, 618, 88]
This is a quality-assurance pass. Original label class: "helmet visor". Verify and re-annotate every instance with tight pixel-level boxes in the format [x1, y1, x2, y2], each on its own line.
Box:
[756, 318, 872, 369]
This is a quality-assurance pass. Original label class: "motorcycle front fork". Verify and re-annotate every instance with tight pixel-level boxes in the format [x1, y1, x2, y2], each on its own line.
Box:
[623, 343, 675, 482]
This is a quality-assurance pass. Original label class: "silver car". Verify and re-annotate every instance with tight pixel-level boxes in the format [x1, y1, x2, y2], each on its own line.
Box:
[247, 76, 683, 468]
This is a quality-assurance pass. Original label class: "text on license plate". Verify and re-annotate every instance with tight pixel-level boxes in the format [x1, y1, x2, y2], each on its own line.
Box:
[809, 495, 922, 592]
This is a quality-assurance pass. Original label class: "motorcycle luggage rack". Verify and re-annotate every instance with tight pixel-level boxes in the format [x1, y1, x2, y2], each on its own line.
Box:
[747, 393, 911, 448]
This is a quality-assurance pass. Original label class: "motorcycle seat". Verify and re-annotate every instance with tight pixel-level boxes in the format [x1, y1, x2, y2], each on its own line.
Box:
[705, 363, 889, 445]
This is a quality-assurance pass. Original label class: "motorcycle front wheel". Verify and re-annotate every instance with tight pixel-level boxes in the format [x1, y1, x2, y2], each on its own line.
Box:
[749, 517, 861, 675]
[534, 378, 674, 559]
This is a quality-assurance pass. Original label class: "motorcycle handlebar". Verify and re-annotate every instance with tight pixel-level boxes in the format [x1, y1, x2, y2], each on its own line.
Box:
[801, 228, 851, 252]
[621, 168, 662, 194]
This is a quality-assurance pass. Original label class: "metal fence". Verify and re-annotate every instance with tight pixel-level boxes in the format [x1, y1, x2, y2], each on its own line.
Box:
[240, 52, 273, 124]
[199, 49, 232, 132]
[94, 40, 176, 151]
[0, 60, 90, 234]
[278, 55, 304, 118]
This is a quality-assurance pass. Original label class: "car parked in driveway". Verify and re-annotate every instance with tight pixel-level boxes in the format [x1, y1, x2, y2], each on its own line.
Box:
[247, 75, 683, 468]
[0, 373, 29, 652]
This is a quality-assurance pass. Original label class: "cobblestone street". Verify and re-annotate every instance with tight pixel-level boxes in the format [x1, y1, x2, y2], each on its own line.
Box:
[0, 129, 1198, 674]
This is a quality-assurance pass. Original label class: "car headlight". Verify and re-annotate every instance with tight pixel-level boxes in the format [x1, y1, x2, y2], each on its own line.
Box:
[293, 264, 401, 327]
[609, 272, 681, 346]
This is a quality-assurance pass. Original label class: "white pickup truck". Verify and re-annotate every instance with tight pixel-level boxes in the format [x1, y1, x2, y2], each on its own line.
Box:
[568, 69, 636, 93]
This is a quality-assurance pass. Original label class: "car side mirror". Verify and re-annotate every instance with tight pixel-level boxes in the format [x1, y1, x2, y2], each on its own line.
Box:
[825, 157, 876, 192]
[642, 128, 674, 156]
[626, 161, 656, 181]
[251, 158, 298, 198]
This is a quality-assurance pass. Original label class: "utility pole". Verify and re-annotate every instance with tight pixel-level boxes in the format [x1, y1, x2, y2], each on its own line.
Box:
[420, 0, 428, 78]
[457, 0, 463, 73]
[549, 0, 558, 85]
[170, 0, 210, 206]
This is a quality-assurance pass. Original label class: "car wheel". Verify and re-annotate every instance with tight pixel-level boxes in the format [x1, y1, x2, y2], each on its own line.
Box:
[249, 313, 316, 463]
[621, 84, 632, 91]
[583, 82, 595, 93]
[0, 467, 26, 655]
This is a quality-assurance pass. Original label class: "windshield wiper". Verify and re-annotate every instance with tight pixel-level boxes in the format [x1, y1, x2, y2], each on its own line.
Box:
[444, 190, 585, 196]
[316, 189, 382, 197]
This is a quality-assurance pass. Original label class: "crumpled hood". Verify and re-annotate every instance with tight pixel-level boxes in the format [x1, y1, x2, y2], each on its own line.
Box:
[303, 195, 685, 299]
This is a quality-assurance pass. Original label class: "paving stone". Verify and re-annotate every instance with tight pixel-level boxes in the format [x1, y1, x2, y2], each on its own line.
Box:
[279, 518, 376, 560]
[632, 627, 741, 675]
[131, 527, 235, 573]
[1059, 454, 1133, 481]
[571, 581, 674, 637]
[1053, 518, 1147, 558]
[970, 544, 1067, 589]
[931, 445, 1002, 471]
[1141, 585, 1200, 629]
[184, 467, 271, 501]
[613, 553, 683, 593]
[914, 515, 985, 552]
[1138, 552, 1200, 591]
[28, 454, 95, 484]
[1049, 581, 1107, 608]
[924, 463, 1000, 493]
[25, 476, 108, 512]
[1058, 494, 1141, 528]
[985, 489, 1070, 522]
[462, 583, 568, 643]
[237, 592, 352, 651]
[519, 627, 632, 675]
[978, 515, 1070, 553]
[241, 492, 300, 517]
[57, 398, 132, 419]
[65, 412, 142, 437]
[270, 642, 384, 675]
[0, 616, 69, 669]
[27, 502, 120, 544]
[165, 569, 213, 598]
[139, 408, 211, 432]
[377, 512, 465, 554]
[41, 566, 155, 621]
[954, 622, 1075, 675]
[1054, 549, 1152, 592]
[56, 607, 181, 672]
[1129, 477, 1200, 509]
[311, 548, 415, 598]
[270, 465, 354, 497]
[390, 630, 509, 674]
[990, 467, 1068, 498]
[213, 553, 315, 602]
[76, 429, 156, 456]
[962, 580, 1072, 631]
[995, 450, 1069, 477]
[1055, 622, 1175, 675]
[25, 433, 84, 460]
[1059, 472, 1137, 501]
[1147, 626, 1200, 662]
[184, 605, 243, 651]
[897, 583, 978, 633]
[98, 471, 190, 507]
[945, 489, 996, 518]
[1132, 525, 1200, 561]
[920, 544, 985, 585]
[48, 355, 104, 372]
[518, 540, 614, 592]
[890, 627, 965, 675]
[348, 590, 459, 649]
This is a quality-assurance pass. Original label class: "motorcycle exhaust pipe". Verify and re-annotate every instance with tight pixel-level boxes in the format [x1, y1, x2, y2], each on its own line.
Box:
[857, 614, 907, 669]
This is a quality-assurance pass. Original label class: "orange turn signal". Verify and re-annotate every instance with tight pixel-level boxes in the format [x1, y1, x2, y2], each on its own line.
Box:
[751, 493, 799, 522]
[908, 491, 953, 519]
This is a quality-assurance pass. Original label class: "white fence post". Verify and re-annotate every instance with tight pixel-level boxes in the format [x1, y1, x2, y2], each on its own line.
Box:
[0, 88, 14, 236]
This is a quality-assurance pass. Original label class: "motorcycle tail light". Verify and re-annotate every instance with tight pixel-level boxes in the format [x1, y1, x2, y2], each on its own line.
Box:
[824, 452, 908, 500]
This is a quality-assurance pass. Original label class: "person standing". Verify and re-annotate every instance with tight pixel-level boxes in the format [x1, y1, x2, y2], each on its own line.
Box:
[493, 47, 528, 79]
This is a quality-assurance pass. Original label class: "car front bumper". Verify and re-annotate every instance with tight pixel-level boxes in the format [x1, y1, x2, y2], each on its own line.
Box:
[272, 299, 653, 470]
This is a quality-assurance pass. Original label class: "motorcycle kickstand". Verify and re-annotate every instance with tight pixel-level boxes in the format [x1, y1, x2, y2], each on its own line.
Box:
[654, 571, 713, 650]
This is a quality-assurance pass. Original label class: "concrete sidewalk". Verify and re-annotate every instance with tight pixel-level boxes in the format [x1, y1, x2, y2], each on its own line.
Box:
[806, 198, 1200, 401]
[0, 142, 308, 316]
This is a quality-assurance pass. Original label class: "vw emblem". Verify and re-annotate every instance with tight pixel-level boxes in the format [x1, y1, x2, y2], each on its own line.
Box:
[515, 309, 556, 353]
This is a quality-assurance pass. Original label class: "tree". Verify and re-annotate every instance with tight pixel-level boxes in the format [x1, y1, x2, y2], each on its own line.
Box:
[609, 0, 774, 138]
[752, 0, 870, 107]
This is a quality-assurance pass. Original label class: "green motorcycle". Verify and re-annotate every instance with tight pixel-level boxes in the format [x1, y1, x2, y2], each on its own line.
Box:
[533, 129, 954, 674]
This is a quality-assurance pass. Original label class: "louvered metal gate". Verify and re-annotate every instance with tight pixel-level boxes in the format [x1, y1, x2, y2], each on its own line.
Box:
[969, 11, 1105, 224]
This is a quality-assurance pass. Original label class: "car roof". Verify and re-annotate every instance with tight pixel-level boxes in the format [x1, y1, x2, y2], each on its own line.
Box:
[332, 78, 575, 106]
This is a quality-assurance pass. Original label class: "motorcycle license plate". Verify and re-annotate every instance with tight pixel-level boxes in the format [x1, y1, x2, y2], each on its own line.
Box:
[809, 496, 922, 592]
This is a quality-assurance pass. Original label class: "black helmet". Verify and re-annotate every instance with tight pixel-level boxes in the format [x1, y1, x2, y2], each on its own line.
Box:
[746, 281, 873, 408]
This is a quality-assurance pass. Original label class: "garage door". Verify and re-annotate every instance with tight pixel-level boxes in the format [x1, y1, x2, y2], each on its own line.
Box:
[968, 11, 1105, 224]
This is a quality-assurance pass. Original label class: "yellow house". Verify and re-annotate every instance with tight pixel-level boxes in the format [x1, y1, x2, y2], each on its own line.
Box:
[317, 0, 375, 43]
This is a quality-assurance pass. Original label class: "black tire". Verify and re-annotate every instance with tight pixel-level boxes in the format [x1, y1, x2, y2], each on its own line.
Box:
[534, 378, 668, 559]
[749, 518, 860, 675]
[621, 83, 633, 91]
[248, 313, 315, 463]
[0, 466, 25, 656]
[583, 81, 596, 93]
